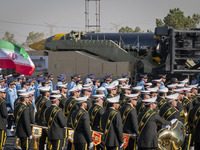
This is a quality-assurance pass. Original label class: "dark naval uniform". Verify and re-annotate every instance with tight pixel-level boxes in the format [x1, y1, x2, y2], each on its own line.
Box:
[44, 104, 67, 150]
[156, 96, 166, 111]
[182, 97, 193, 113]
[136, 101, 146, 115]
[27, 101, 35, 124]
[100, 107, 124, 150]
[120, 103, 138, 150]
[188, 103, 200, 150]
[35, 96, 51, 150]
[14, 102, 32, 150]
[59, 95, 68, 109]
[71, 107, 93, 150]
[89, 104, 104, 150]
[0, 97, 8, 149]
[159, 103, 182, 122]
[63, 96, 78, 149]
[138, 108, 171, 150]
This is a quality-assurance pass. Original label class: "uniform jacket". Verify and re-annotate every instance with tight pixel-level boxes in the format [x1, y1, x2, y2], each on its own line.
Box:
[44, 105, 67, 140]
[138, 108, 171, 148]
[0, 97, 8, 130]
[100, 107, 124, 147]
[71, 107, 93, 144]
[14, 103, 32, 137]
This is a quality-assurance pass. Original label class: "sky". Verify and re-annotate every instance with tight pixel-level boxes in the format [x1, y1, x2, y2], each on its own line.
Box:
[0, 0, 200, 43]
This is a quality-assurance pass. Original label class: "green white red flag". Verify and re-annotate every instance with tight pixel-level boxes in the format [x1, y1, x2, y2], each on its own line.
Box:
[0, 40, 35, 76]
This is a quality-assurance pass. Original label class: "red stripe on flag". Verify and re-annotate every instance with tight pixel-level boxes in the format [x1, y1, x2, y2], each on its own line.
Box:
[0, 59, 35, 76]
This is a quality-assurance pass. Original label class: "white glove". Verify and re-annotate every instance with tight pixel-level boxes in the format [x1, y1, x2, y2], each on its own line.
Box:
[29, 135, 33, 140]
[162, 125, 171, 130]
[88, 142, 94, 149]
[120, 143, 124, 149]
[171, 118, 178, 125]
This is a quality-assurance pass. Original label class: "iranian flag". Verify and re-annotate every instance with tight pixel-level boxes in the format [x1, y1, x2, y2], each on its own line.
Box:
[0, 40, 35, 76]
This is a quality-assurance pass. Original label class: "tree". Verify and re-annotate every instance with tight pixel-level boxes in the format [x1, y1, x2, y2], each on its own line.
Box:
[2, 32, 17, 43]
[119, 26, 143, 33]
[156, 8, 200, 30]
[26, 31, 45, 45]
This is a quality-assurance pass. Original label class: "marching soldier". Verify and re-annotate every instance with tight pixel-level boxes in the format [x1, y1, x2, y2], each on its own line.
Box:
[101, 75, 112, 97]
[188, 84, 198, 106]
[132, 86, 142, 102]
[159, 93, 183, 122]
[27, 90, 35, 124]
[14, 92, 32, 150]
[89, 94, 105, 150]
[91, 78, 100, 95]
[0, 88, 8, 150]
[156, 87, 168, 111]
[71, 96, 94, 150]
[81, 85, 93, 110]
[44, 94, 67, 150]
[57, 83, 68, 109]
[119, 94, 139, 150]
[188, 93, 200, 150]
[138, 96, 172, 150]
[100, 95, 124, 150]
[159, 74, 167, 89]
[117, 78, 127, 95]
[35, 86, 51, 150]
[120, 85, 131, 106]
[64, 85, 81, 150]
[104, 84, 117, 110]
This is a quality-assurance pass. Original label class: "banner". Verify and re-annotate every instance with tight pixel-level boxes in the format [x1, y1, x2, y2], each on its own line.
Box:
[92, 131, 102, 146]
[123, 134, 130, 149]
[68, 129, 74, 143]
[32, 126, 42, 139]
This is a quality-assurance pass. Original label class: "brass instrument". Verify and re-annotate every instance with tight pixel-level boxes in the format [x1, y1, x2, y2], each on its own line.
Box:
[158, 121, 186, 150]
[180, 108, 188, 122]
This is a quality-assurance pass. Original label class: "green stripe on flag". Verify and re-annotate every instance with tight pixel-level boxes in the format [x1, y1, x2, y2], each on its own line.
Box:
[0, 40, 28, 59]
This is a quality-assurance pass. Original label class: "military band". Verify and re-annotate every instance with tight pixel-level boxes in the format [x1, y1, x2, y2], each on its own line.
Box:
[1, 73, 200, 150]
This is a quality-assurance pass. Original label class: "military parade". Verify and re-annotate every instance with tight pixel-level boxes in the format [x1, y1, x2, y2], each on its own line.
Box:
[0, 72, 200, 150]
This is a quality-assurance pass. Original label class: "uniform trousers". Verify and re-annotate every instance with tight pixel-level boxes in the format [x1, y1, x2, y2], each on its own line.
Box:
[39, 129, 48, 150]
[125, 137, 136, 150]
[195, 142, 200, 150]
[48, 139, 63, 150]
[0, 130, 6, 150]
[19, 137, 30, 150]
[74, 143, 87, 150]
[138, 148, 157, 150]
[105, 146, 121, 150]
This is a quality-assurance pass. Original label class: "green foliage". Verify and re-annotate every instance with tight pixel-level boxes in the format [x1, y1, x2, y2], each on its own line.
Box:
[119, 26, 143, 33]
[156, 8, 200, 30]
[26, 31, 45, 44]
[2, 32, 17, 43]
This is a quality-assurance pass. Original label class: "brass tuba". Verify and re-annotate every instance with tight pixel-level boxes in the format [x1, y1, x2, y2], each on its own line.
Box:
[158, 121, 186, 150]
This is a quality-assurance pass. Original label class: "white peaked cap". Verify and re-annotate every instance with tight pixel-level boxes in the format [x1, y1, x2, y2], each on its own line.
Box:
[152, 79, 162, 83]
[51, 90, 60, 94]
[125, 93, 139, 99]
[57, 83, 68, 88]
[179, 78, 189, 84]
[158, 87, 169, 93]
[177, 84, 185, 88]
[92, 94, 104, 99]
[117, 78, 127, 82]
[132, 86, 142, 91]
[121, 85, 131, 90]
[39, 86, 51, 92]
[69, 85, 82, 93]
[110, 80, 119, 87]
[148, 87, 159, 93]
[165, 93, 179, 101]
[142, 96, 157, 105]
[188, 84, 198, 89]
[143, 82, 152, 86]
[75, 96, 88, 103]
[96, 87, 105, 91]
[167, 84, 178, 89]
[17, 89, 26, 93]
[18, 92, 29, 97]
[106, 84, 116, 90]
[28, 90, 35, 95]
[50, 94, 62, 101]
[107, 95, 120, 103]
[141, 90, 151, 95]
[0, 88, 6, 93]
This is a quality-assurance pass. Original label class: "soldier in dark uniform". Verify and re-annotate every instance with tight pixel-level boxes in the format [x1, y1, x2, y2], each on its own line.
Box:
[156, 87, 168, 112]
[35, 86, 51, 150]
[14, 89, 26, 109]
[100, 95, 124, 150]
[89, 94, 105, 150]
[119, 94, 139, 150]
[27, 90, 35, 124]
[159, 93, 182, 122]
[44, 94, 67, 150]
[0, 88, 8, 150]
[132, 86, 142, 102]
[117, 78, 127, 95]
[57, 83, 68, 109]
[188, 93, 200, 150]
[138, 96, 172, 150]
[136, 90, 151, 115]
[71, 96, 94, 150]
[104, 84, 117, 110]
[81, 85, 93, 111]
[188, 84, 198, 107]
[119, 85, 131, 107]
[64, 85, 81, 150]
[14, 92, 32, 150]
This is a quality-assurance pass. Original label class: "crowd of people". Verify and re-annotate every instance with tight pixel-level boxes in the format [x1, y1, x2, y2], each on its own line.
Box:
[0, 72, 200, 150]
